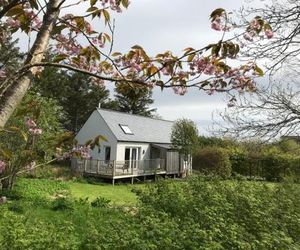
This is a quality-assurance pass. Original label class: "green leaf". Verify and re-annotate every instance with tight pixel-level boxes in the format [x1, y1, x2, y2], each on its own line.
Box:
[5, 4, 24, 17]
[101, 9, 110, 25]
[131, 45, 144, 50]
[53, 54, 68, 63]
[210, 8, 225, 20]
[255, 65, 264, 76]
[121, 0, 130, 8]
[187, 53, 196, 62]
[90, 0, 97, 6]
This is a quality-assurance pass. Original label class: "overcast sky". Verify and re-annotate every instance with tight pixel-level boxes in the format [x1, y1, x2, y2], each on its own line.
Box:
[104, 0, 269, 134]
[18, 0, 269, 135]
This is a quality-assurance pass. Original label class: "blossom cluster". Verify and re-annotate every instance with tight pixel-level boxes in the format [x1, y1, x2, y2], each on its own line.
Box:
[211, 13, 231, 31]
[5, 3, 42, 31]
[100, 0, 129, 12]
[71, 145, 91, 159]
[243, 18, 273, 41]
[56, 145, 91, 160]
[25, 118, 42, 135]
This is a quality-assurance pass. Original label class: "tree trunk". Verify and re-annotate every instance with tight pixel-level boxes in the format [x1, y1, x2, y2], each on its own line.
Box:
[1, 177, 11, 190]
[0, 0, 63, 128]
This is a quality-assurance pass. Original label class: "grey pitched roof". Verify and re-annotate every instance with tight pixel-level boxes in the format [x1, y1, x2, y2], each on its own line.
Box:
[97, 108, 174, 143]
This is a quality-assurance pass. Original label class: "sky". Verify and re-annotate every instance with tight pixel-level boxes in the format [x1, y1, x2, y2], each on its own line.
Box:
[105, 0, 267, 134]
[18, 0, 269, 135]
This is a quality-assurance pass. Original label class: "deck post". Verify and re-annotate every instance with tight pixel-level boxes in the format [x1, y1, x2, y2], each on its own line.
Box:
[131, 177, 134, 185]
[112, 160, 116, 186]
[97, 160, 100, 174]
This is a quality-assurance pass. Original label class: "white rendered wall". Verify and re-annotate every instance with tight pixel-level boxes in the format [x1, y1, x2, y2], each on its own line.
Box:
[116, 142, 151, 161]
[75, 110, 118, 160]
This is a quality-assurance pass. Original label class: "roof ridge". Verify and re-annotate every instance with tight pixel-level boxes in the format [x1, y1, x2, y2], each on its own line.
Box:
[97, 108, 174, 123]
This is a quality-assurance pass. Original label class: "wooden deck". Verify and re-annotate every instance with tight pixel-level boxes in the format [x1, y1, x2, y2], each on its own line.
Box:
[71, 158, 181, 184]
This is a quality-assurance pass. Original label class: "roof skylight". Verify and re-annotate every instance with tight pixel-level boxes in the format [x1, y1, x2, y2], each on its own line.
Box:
[119, 124, 133, 135]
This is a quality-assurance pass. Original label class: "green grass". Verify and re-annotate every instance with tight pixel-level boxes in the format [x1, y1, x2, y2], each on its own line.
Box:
[68, 182, 141, 206]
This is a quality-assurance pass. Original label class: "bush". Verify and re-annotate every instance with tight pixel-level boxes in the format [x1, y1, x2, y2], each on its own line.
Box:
[136, 178, 300, 249]
[91, 197, 110, 208]
[51, 197, 74, 211]
[193, 147, 232, 178]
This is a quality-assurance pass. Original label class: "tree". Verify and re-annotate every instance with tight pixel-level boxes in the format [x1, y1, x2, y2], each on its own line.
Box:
[0, 34, 23, 85]
[114, 82, 156, 117]
[0, 92, 65, 189]
[214, 1, 300, 141]
[240, 0, 299, 75]
[216, 85, 300, 140]
[0, 1, 273, 127]
[33, 69, 115, 132]
[171, 118, 199, 159]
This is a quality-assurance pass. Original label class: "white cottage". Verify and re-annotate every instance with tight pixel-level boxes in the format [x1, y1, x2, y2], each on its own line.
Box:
[74, 108, 191, 183]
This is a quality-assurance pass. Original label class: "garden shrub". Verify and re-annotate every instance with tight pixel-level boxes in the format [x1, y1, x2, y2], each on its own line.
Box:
[91, 196, 111, 208]
[51, 196, 74, 211]
[136, 177, 300, 249]
[193, 147, 232, 178]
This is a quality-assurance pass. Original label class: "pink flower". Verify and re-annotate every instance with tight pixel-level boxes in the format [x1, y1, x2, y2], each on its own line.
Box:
[243, 32, 254, 42]
[72, 145, 91, 159]
[265, 29, 273, 39]
[204, 64, 216, 75]
[211, 20, 222, 31]
[250, 19, 261, 30]
[26, 118, 37, 128]
[29, 128, 43, 135]
[0, 160, 6, 174]
[6, 17, 21, 29]
[173, 86, 187, 95]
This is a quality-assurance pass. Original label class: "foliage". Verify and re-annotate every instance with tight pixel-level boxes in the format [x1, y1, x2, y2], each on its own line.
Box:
[0, 177, 300, 249]
[33, 69, 116, 132]
[171, 118, 199, 158]
[193, 147, 232, 178]
[114, 82, 157, 117]
[0, 93, 65, 189]
[90, 196, 110, 208]
[0, 0, 274, 130]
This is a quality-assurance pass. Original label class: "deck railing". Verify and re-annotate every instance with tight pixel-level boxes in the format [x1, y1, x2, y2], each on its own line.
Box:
[71, 158, 166, 177]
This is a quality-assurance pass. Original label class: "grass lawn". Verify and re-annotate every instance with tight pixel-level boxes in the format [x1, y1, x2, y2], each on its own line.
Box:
[68, 182, 141, 206]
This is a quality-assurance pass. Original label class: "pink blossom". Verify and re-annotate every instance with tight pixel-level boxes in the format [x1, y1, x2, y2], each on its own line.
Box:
[265, 29, 273, 39]
[26, 118, 37, 128]
[0, 160, 6, 174]
[29, 128, 43, 135]
[243, 32, 255, 42]
[173, 86, 187, 95]
[72, 145, 91, 159]
[211, 17, 222, 31]
[250, 19, 261, 30]
[6, 17, 20, 29]
[204, 64, 216, 75]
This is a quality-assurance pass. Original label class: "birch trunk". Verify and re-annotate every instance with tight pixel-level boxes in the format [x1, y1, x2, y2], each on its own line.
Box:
[0, 0, 62, 127]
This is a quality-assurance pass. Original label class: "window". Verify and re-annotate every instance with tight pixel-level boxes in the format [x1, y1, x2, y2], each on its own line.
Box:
[119, 124, 133, 134]
[104, 146, 111, 161]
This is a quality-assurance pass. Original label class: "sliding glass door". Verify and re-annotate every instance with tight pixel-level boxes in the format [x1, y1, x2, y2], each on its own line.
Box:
[125, 147, 140, 169]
